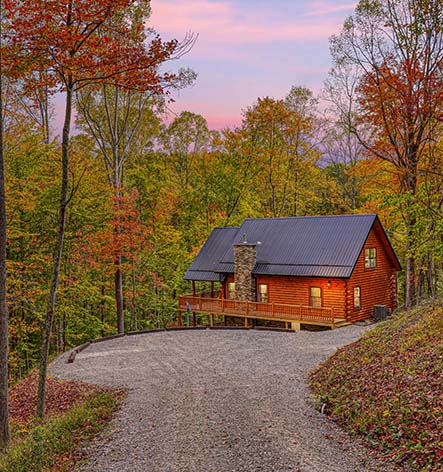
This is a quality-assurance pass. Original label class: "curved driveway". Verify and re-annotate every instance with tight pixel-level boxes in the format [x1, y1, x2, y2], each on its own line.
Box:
[51, 327, 394, 472]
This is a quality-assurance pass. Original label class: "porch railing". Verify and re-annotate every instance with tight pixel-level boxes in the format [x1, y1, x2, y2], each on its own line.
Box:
[178, 294, 335, 325]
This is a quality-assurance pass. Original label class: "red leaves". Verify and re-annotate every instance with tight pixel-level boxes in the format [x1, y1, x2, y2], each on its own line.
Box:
[9, 371, 112, 425]
[71, 188, 149, 274]
[3, 0, 184, 94]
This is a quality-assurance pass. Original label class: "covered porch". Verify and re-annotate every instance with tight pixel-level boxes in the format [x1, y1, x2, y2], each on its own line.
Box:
[177, 292, 349, 330]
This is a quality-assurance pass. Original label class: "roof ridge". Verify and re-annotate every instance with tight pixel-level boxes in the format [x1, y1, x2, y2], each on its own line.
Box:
[243, 214, 376, 222]
[255, 262, 354, 268]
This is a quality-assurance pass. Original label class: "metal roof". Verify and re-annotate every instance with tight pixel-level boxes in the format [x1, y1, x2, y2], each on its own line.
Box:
[252, 263, 354, 278]
[183, 270, 225, 282]
[183, 227, 238, 281]
[184, 214, 400, 280]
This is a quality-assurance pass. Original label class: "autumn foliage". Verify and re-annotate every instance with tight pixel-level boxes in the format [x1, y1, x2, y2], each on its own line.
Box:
[8, 372, 113, 426]
[3, 0, 181, 94]
[311, 305, 443, 471]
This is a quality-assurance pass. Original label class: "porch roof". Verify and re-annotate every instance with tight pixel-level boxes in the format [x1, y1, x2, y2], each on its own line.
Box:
[184, 227, 238, 281]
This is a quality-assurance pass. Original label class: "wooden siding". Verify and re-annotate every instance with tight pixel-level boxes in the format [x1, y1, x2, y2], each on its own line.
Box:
[221, 220, 398, 323]
[223, 275, 346, 319]
[255, 276, 347, 319]
[347, 221, 397, 322]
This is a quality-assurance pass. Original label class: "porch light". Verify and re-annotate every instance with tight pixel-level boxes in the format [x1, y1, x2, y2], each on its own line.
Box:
[327, 280, 331, 288]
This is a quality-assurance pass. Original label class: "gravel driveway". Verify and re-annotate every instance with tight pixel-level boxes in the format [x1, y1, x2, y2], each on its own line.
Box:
[51, 327, 395, 472]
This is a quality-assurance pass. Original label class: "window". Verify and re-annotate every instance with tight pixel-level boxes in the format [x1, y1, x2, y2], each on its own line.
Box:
[354, 287, 361, 308]
[257, 284, 268, 303]
[227, 282, 235, 300]
[310, 287, 322, 308]
[365, 248, 376, 268]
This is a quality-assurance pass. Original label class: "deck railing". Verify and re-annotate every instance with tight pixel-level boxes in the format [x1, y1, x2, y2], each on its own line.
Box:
[178, 293, 335, 325]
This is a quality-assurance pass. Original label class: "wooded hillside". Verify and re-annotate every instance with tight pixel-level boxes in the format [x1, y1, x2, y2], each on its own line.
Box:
[1, 0, 443, 449]
[311, 303, 443, 471]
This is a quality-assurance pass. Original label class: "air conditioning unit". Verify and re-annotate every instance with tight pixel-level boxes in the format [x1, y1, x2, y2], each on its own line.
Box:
[373, 305, 387, 321]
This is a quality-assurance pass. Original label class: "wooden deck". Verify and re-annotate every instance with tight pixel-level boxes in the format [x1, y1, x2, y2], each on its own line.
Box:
[178, 294, 348, 328]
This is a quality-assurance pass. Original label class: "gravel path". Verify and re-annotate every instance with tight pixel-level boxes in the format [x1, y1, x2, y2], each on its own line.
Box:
[51, 327, 395, 472]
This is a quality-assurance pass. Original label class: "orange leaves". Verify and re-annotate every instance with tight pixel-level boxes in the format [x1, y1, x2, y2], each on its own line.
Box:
[111, 189, 150, 261]
[3, 0, 183, 94]
[72, 188, 150, 274]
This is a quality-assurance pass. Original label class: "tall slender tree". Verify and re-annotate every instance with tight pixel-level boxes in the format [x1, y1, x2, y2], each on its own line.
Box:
[0, 0, 10, 446]
[4, 0, 195, 418]
[76, 87, 163, 334]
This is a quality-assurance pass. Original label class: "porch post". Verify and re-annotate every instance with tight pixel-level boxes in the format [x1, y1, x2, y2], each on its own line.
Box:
[192, 311, 196, 327]
[210, 313, 214, 327]
[177, 310, 182, 327]
[192, 281, 196, 296]
[210, 281, 214, 297]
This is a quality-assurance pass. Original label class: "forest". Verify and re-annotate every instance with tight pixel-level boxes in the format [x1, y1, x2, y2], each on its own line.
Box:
[0, 0, 443, 447]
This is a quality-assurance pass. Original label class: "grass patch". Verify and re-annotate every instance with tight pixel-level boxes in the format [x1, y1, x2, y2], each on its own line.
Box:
[0, 376, 124, 472]
[310, 303, 443, 471]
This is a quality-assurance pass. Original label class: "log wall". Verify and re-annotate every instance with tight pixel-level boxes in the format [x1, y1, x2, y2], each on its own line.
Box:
[221, 220, 398, 322]
[347, 222, 397, 322]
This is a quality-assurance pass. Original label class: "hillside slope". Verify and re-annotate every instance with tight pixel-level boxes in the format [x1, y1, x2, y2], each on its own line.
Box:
[311, 305, 443, 471]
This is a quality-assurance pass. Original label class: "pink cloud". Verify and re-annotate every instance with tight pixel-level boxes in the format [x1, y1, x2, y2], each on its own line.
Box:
[307, 2, 357, 16]
[150, 0, 347, 50]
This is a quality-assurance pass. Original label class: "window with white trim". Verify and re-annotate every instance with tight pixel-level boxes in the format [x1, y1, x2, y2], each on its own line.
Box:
[227, 282, 235, 300]
[310, 287, 322, 308]
[365, 248, 376, 268]
[354, 287, 361, 308]
[257, 284, 268, 303]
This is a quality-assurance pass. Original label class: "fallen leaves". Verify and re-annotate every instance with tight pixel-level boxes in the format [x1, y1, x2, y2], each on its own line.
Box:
[9, 371, 113, 425]
[310, 304, 443, 471]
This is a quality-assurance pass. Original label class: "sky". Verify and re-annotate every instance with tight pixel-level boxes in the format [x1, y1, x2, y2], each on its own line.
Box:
[150, 0, 357, 130]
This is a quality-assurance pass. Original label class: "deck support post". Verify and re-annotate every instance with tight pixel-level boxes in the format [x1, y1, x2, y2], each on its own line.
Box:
[210, 313, 214, 327]
[291, 321, 301, 331]
[285, 321, 289, 330]
[177, 310, 182, 327]
[244, 317, 249, 328]
[192, 312, 196, 327]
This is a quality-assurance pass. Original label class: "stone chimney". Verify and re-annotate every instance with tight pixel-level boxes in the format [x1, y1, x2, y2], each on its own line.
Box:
[233, 235, 257, 301]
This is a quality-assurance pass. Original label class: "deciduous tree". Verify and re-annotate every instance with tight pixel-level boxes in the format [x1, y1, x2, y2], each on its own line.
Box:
[0, 0, 10, 446]
[330, 0, 443, 307]
[4, 0, 194, 418]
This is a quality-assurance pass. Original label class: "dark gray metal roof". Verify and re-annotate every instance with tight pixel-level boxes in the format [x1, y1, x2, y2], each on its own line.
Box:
[183, 270, 225, 282]
[183, 227, 238, 281]
[252, 263, 353, 278]
[184, 214, 400, 280]
[220, 214, 377, 278]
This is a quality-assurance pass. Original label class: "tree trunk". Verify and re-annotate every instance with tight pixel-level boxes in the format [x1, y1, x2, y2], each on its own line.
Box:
[115, 256, 124, 334]
[404, 187, 416, 309]
[100, 280, 105, 336]
[0, 43, 10, 448]
[130, 266, 138, 331]
[36, 84, 72, 419]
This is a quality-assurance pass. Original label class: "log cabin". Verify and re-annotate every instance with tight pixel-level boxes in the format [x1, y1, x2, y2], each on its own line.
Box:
[179, 214, 401, 329]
